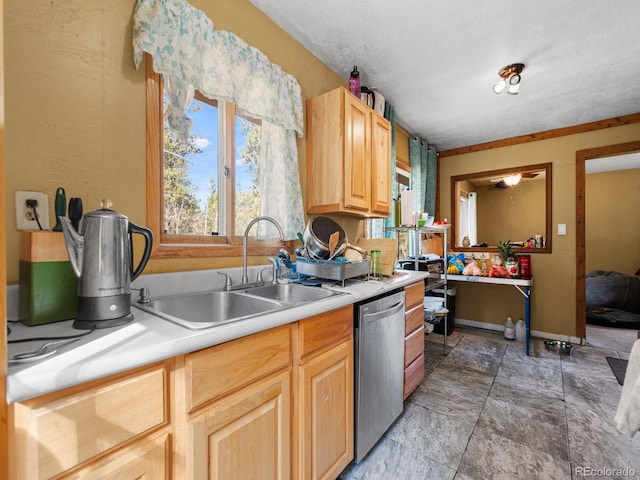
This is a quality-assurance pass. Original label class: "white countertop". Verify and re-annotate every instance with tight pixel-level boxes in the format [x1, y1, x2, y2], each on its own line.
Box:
[6, 268, 428, 403]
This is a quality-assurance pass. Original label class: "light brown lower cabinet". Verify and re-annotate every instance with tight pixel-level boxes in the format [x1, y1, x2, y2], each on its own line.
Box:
[298, 341, 353, 480]
[185, 306, 354, 480]
[404, 281, 426, 399]
[8, 306, 354, 479]
[180, 324, 292, 479]
[9, 362, 171, 479]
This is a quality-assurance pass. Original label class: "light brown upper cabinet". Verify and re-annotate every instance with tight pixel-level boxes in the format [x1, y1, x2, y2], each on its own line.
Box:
[306, 87, 392, 217]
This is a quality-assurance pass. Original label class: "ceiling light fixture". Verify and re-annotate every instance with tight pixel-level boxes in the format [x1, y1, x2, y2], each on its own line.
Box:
[503, 173, 522, 186]
[493, 63, 525, 95]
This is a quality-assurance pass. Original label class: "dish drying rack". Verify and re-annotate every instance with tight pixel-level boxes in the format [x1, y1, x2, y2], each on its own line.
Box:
[296, 257, 371, 287]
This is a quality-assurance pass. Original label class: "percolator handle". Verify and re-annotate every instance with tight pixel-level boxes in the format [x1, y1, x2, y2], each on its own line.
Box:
[129, 222, 154, 281]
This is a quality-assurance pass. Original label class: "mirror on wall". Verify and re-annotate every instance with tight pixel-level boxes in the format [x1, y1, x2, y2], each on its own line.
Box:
[450, 162, 552, 253]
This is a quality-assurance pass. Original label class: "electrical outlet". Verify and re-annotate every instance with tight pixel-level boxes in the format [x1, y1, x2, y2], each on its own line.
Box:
[15, 191, 50, 230]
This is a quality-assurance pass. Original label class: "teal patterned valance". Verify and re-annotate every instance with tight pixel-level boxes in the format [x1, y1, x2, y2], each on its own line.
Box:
[132, 0, 304, 137]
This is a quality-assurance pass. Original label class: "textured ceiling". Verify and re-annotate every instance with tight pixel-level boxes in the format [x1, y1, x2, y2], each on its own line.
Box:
[249, 0, 640, 151]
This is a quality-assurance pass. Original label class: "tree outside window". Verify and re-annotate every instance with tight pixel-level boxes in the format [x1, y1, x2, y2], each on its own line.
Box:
[162, 93, 261, 239]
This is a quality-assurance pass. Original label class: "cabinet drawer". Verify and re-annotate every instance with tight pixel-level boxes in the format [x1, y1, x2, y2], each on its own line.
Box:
[405, 281, 424, 311]
[298, 306, 353, 361]
[404, 325, 425, 366]
[59, 431, 169, 480]
[11, 363, 168, 480]
[404, 354, 425, 399]
[405, 303, 424, 336]
[186, 325, 291, 411]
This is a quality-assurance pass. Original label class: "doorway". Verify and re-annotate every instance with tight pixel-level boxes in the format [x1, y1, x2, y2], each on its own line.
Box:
[576, 141, 640, 345]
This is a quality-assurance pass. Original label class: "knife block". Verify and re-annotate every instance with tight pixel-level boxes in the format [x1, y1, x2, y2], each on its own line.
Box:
[19, 231, 77, 325]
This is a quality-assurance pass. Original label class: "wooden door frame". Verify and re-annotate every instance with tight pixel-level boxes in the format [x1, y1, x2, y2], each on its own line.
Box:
[576, 140, 640, 339]
[1, 0, 7, 474]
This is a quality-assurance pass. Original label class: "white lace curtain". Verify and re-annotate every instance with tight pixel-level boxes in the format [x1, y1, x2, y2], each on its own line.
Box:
[132, 0, 305, 239]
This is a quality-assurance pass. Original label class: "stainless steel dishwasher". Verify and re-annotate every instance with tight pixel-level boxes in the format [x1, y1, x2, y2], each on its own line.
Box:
[354, 289, 406, 462]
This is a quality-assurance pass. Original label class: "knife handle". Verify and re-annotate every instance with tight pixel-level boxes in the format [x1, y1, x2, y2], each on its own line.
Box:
[69, 197, 83, 231]
[52, 187, 66, 232]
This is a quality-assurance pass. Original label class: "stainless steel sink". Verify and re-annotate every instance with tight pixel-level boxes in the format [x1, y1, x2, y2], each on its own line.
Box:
[135, 284, 339, 330]
[135, 290, 284, 330]
[241, 283, 336, 304]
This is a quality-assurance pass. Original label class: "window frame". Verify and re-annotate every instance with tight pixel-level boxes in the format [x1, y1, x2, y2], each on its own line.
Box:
[145, 56, 291, 258]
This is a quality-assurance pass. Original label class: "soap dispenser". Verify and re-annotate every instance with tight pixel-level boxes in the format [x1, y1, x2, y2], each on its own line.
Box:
[349, 66, 361, 98]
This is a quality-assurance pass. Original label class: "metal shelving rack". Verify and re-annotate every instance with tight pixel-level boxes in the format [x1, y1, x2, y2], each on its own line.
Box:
[385, 224, 451, 354]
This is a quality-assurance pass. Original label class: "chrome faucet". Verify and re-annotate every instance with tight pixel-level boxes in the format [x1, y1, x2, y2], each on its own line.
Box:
[217, 216, 286, 290]
[242, 216, 285, 284]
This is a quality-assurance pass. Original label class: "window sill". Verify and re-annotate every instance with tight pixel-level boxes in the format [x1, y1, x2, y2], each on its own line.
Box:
[150, 241, 293, 259]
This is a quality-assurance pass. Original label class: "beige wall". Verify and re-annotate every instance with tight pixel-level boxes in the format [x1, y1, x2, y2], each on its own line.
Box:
[586, 168, 640, 275]
[440, 123, 640, 337]
[4, 0, 349, 283]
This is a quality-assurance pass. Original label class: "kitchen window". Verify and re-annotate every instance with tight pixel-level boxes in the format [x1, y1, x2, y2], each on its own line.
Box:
[145, 61, 285, 257]
[365, 167, 410, 259]
[163, 92, 262, 238]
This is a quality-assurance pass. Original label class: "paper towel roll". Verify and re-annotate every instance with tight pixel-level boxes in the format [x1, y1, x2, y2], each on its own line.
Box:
[400, 190, 414, 226]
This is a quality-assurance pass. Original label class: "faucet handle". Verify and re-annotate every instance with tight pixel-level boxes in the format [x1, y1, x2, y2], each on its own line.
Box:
[217, 272, 233, 291]
[132, 287, 151, 303]
[257, 267, 271, 284]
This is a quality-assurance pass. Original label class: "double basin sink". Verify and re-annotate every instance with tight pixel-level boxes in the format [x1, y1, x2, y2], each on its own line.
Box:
[135, 283, 338, 330]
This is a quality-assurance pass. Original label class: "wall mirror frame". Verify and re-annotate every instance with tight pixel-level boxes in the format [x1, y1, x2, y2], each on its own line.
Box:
[450, 162, 553, 254]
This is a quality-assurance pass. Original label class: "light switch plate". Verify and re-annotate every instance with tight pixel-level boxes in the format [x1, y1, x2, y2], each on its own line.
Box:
[558, 223, 567, 236]
[15, 191, 50, 230]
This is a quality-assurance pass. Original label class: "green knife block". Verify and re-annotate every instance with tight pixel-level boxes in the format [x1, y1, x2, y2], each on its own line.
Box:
[19, 261, 77, 325]
[19, 231, 78, 325]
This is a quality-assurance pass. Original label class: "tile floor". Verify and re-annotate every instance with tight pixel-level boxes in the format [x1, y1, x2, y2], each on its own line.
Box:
[586, 324, 639, 356]
[340, 326, 640, 480]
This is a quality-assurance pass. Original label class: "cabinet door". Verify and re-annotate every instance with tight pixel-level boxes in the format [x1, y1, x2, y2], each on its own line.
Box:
[306, 88, 344, 215]
[371, 113, 392, 215]
[299, 339, 354, 480]
[344, 93, 371, 212]
[188, 370, 291, 480]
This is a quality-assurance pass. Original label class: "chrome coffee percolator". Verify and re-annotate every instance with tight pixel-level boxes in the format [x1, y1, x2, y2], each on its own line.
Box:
[59, 199, 153, 329]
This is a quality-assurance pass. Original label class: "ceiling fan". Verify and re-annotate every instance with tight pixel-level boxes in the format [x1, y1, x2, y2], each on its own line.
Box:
[493, 171, 539, 189]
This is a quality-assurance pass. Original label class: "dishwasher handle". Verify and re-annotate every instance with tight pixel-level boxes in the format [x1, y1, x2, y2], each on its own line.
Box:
[361, 298, 405, 324]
